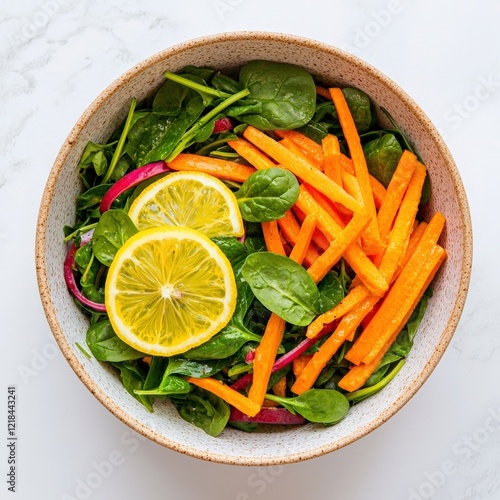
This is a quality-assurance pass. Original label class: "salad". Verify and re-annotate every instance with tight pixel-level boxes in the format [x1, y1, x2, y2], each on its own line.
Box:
[64, 60, 446, 436]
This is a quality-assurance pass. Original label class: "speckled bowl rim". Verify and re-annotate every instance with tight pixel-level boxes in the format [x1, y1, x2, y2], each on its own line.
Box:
[35, 31, 473, 466]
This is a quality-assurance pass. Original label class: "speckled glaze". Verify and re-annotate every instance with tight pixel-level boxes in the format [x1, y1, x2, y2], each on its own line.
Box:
[35, 32, 472, 466]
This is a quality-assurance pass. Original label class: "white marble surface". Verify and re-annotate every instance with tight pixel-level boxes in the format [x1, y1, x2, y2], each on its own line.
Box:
[1, 1, 499, 498]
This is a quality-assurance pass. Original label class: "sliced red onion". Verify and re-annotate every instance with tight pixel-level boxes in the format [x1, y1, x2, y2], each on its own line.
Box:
[213, 117, 235, 134]
[230, 322, 336, 391]
[79, 228, 95, 246]
[64, 242, 107, 313]
[244, 349, 255, 364]
[229, 407, 306, 425]
[99, 161, 170, 213]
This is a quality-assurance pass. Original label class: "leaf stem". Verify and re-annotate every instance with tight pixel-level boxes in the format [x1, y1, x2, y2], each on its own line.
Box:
[163, 71, 231, 99]
[102, 98, 137, 183]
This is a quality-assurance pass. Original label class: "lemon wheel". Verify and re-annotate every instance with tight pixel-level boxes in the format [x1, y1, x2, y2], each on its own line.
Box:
[105, 226, 237, 356]
[128, 171, 244, 237]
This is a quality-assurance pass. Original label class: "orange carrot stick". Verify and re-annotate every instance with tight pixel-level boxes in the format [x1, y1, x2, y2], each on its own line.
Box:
[322, 134, 342, 184]
[342, 170, 365, 206]
[293, 206, 330, 252]
[330, 88, 384, 255]
[377, 150, 418, 241]
[187, 377, 261, 417]
[395, 221, 428, 278]
[289, 215, 317, 265]
[243, 126, 361, 213]
[316, 85, 332, 100]
[307, 211, 370, 284]
[275, 130, 324, 170]
[292, 354, 314, 378]
[227, 138, 276, 171]
[168, 153, 255, 182]
[291, 299, 375, 394]
[262, 220, 286, 256]
[304, 184, 350, 227]
[272, 376, 287, 398]
[279, 138, 322, 171]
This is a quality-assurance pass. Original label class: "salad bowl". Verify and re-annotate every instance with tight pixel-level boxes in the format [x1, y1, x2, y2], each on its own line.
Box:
[35, 31, 472, 465]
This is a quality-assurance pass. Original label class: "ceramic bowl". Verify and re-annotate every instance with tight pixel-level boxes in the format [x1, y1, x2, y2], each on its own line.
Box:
[35, 32, 472, 465]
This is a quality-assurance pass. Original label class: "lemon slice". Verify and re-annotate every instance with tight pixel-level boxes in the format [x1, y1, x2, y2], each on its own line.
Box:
[105, 226, 237, 356]
[128, 171, 244, 237]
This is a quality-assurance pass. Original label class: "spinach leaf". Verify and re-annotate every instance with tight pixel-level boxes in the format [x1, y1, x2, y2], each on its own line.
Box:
[228, 421, 258, 433]
[363, 133, 403, 188]
[317, 272, 345, 313]
[235, 168, 299, 222]
[86, 319, 144, 362]
[237, 60, 316, 130]
[135, 375, 191, 397]
[165, 357, 228, 379]
[152, 79, 189, 116]
[241, 252, 319, 326]
[212, 73, 241, 94]
[92, 209, 138, 266]
[244, 237, 266, 254]
[78, 142, 113, 177]
[74, 243, 104, 303]
[76, 184, 112, 212]
[266, 389, 349, 424]
[111, 361, 153, 412]
[211, 236, 247, 265]
[176, 391, 229, 437]
[339, 88, 374, 133]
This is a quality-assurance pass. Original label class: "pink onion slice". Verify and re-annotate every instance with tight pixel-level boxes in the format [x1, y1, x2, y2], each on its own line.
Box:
[99, 161, 170, 213]
[229, 407, 306, 425]
[213, 117, 235, 134]
[64, 242, 107, 313]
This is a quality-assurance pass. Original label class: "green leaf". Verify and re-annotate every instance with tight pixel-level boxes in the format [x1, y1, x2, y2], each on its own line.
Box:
[317, 272, 345, 313]
[237, 60, 316, 130]
[92, 209, 138, 266]
[165, 357, 228, 379]
[86, 319, 144, 362]
[363, 133, 403, 187]
[235, 168, 299, 222]
[241, 252, 319, 326]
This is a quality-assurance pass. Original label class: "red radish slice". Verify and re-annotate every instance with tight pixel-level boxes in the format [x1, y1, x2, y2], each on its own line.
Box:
[99, 161, 170, 213]
[229, 407, 306, 425]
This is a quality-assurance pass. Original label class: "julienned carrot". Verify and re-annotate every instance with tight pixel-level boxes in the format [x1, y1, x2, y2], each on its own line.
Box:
[187, 377, 261, 417]
[339, 154, 386, 209]
[277, 211, 321, 267]
[395, 221, 428, 278]
[339, 246, 447, 392]
[307, 211, 370, 284]
[293, 207, 330, 252]
[330, 88, 384, 255]
[316, 85, 332, 100]
[304, 184, 349, 227]
[322, 134, 342, 186]
[279, 138, 321, 171]
[342, 170, 364, 206]
[296, 187, 388, 296]
[262, 220, 286, 256]
[292, 354, 314, 378]
[377, 150, 418, 241]
[227, 138, 276, 171]
[168, 153, 255, 182]
[272, 376, 287, 398]
[288, 215, 317, 265]
[306, 284, 371, 338]
[291, 299, 375, 394]
[346, 242, 446, 366]
[243, 126, 361, 213]
[275, 130, 324, 170]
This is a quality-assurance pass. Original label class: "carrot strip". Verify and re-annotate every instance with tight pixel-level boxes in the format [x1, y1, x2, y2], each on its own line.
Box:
[272, 376, 287, 398]
[262, 220, 286, 256]
[377, 150, 418, 241]
[291, 299, 375, 394]
[395, 221, 428, 277]
[293, 206, 330, 252]
[288, 215, 317, 266]
[277, 211, 321, 267]
[227, 138, 276, 170]
[187, 377, 260, 417]
[304, 184, 350, 227]
[342, 170, 365, 206]
[330, 88, 384, 255]
[322, 134, 342, 185]
[340, 154, 386, 209]
[279, 138, 322, 171]
[346, 243, 446, 366]
[168, 153, 255, 182]
[275, 130, 324, 170]
[243, 126, 361, 213]
[296, 187, 388, 296]
[307, 211, 370, 284]
[306, 284, 371, 338]
[292, 354, 314, 378]
[339, 246, 446, 391]
[316, 85, 332, 100]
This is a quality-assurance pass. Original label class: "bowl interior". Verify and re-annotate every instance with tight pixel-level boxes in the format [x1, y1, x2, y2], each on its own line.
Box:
[36, 32, 472, 465]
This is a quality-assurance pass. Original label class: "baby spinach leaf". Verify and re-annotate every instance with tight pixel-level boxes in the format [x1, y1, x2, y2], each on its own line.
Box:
[152, 79, 189, 116]
[363, 133, 403, 188]
[266, 389, 349, 424]
[76, 184, 112, 212]
[86, 319, 144, 362]
[244, 237, 266, 254]
[211, 236, 247, 265]
[241, 252, 319, 326]
[228, 421, 258, 433]
[339, 88, 374, 133]
[135, 375, 191, 397]
[237, 60, 316, 130]
[74, 244, 104, 303]
[235, 168, 299, 222]
[111, 361, 153, 412]
[165, 357, 228, 379]
[92, 209, 138, 266]
[317, 272, 345, 313]
[212, 73, 241, 94]
[176, 391, 229, 437]
[78, 142, 112, 176]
